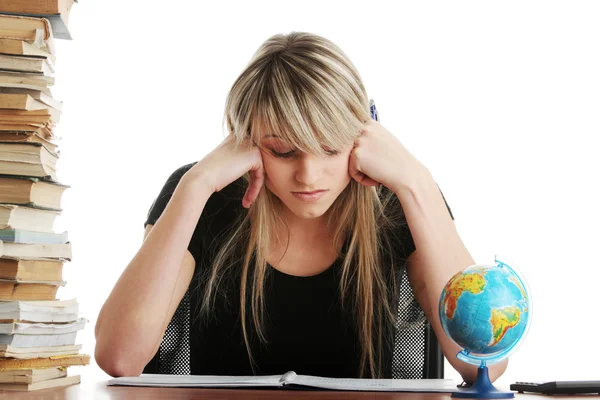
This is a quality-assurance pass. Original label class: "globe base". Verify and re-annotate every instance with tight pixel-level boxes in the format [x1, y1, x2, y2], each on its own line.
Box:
[452, 365, 514, 399]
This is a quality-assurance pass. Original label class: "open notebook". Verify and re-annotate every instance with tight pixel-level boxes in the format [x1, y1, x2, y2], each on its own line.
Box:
[108, 371, 457, 392]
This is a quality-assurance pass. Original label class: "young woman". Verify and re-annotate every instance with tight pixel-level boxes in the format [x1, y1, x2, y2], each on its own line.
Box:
[95, 32, 507, 381]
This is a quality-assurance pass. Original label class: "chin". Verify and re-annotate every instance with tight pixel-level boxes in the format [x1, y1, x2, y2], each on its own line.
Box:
[278, 195, 335, 220]
[288, 205, 329, 219]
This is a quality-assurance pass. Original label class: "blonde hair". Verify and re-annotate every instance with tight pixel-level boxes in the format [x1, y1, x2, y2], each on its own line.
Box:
[200, 32, 409, 378]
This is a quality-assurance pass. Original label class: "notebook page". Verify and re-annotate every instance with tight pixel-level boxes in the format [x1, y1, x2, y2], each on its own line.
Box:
[289, 375, 458, 392]
[108, 373, 284, 387]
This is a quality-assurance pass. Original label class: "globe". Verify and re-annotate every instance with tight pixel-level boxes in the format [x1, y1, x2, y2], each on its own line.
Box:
[439, 258, 532, 398]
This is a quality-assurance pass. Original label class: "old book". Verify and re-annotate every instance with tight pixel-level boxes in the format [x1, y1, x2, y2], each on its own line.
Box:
[0, 130, 56, 145]
[0, 229, 68, 244]
[0, 54, 54, 75]
[0, 14, 52, 42]
[0, 331, 78, 347]
[0, 141, 58, 180]
[0, 367, 66, 384]
[0, 139, 58, 158]
[0, 241, 72, 260]
[0, 70, 54, 84]
[0, 204, 60, 231]
[0, 374, 80, 391]
[0, 87, 62, 111]
[0, 122, 45, 131]
[0, 354, 89, 370]
[0, 93, 60, 118]
[0, 38, 55, 62]
[0, 299, 77, 322]
[0, 71, 54, 95]
[0, 109, 53, 124]
[0, 318, 84, 335]
[109, 372, 456, 392]
[0, 94, 60, 124]
[0, 258, 64, 282]
[0, 93, 46, 109]
[0, 175, 68, 210]
[0, 343, 80, 358]
[0, 0, 75, 20]
[0, 160, 57, 181]
[0, 133, 58, 154]
[0, 0, 76, 41]
[0, 279, 64, 300]
[0, 127, 55, 138]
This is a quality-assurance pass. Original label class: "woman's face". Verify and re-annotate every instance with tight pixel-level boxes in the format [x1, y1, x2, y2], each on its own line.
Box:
[259, 134, 354, 220]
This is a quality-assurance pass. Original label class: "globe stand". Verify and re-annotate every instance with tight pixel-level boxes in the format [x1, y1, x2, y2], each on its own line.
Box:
[452, 361, 514, 399]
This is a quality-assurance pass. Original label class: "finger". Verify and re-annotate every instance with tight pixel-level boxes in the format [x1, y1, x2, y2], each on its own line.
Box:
[243, 163, 265, 208]
[348, 157, 377, 186]
[360, 176, 380, 186]
[348, 155, 360, 180]
[351, 171, 379, 187]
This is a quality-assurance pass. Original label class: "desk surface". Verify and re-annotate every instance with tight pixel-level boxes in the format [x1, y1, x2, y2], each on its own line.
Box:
[0, 370, 588, 400]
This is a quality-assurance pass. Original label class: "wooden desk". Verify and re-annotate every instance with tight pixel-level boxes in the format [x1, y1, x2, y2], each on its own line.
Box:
[2, 381, 455, 400]
[0, 369, 587, 400]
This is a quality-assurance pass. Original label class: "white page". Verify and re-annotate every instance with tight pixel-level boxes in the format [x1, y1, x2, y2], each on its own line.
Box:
[0, 318, 86, 335]
[0, 310, 79, 323]
[108, 373, 458, 392]
[0, 299, 78, 312]
[290, 375, 458, 392]
[108, 373, 285, 388]
[0, 331, 77, 347]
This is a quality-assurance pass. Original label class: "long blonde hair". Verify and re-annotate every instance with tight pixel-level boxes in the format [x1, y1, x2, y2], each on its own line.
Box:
[200, 32, 409, 378]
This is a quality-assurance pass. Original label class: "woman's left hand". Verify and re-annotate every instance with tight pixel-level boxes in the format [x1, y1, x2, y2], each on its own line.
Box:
[349, 120, 426, 194]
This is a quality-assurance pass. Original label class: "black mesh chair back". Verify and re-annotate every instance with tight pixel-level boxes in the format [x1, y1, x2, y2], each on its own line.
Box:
[143, 269, 444, 378]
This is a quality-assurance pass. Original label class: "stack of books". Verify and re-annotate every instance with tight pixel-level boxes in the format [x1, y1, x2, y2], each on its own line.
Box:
[0, 7, 88, 393]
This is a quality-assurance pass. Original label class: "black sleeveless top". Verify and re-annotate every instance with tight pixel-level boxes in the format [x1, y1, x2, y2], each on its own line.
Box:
[145, 163, 452, 378]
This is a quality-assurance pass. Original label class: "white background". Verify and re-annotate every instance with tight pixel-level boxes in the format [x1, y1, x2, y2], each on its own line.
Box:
[49, 0, 599, 387]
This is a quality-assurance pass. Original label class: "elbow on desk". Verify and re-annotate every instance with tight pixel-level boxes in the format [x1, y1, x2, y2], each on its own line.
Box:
[95, 339, 146, 378]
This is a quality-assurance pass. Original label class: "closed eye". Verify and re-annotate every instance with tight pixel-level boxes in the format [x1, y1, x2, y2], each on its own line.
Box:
[270, 148, 340, 159]
[271, 150, 296, 159]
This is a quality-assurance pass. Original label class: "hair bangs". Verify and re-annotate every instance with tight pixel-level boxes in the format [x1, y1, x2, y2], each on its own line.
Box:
[248, 55, 366, 155]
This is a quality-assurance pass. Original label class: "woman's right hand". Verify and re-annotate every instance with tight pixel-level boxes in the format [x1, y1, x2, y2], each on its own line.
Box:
[186, 135, 265, 208]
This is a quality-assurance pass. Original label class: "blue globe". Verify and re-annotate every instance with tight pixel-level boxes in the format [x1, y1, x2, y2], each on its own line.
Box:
[439, 258, 531, 366]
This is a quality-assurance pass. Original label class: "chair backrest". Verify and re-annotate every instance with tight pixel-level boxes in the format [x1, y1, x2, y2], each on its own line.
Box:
[142, 290, 191, 375]
[393, 268, 444, 379]
[143, 269, 444, 378]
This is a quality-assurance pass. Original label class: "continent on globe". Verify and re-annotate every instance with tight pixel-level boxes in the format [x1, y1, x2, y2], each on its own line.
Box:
[490, 306, 521, 346]
[442, 269, 487, 320]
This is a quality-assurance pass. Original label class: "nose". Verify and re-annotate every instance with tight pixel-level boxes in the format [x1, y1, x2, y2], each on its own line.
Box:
[295, 154, 322, 186]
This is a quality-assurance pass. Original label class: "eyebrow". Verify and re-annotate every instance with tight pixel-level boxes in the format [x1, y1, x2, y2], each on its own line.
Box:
[263, 134, 281, 139]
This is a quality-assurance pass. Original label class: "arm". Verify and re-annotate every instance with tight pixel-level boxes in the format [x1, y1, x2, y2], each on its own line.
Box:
[95, 173, 212, 377]
[95, 135, 265, 377]
[347, 119, 507, 381]
[398, 167, 508, 383]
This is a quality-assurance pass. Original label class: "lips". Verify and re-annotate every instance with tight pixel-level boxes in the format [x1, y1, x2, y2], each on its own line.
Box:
[291, 189, 329, 202]
[292, 190, 326, 195]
